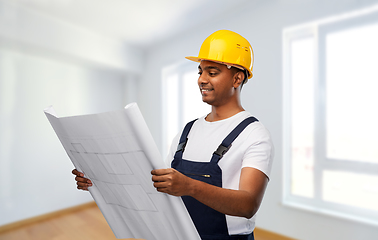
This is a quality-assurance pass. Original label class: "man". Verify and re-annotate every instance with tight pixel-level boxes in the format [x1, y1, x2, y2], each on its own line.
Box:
[73, 30, 273, 240]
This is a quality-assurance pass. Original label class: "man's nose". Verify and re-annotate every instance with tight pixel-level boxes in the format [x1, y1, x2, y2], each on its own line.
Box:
[198, 74, 209, 84]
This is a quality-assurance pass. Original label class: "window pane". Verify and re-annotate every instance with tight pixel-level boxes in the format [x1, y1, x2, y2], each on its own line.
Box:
[323, 170, 378, 211]
[326, 23, 378, 163]
[290, 37, 315, 197]
[182, 71, 210, 124]
[164, 74, 179, 155]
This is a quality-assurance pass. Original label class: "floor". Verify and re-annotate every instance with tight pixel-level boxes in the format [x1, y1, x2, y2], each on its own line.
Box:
[0, 204, 292, 240]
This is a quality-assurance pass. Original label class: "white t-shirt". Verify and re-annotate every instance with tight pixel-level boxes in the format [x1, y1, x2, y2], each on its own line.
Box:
[165, 111, 274, 235]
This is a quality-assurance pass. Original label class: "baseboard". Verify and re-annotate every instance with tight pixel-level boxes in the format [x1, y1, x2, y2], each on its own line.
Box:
[0, 201, 97, 233]
[254, 227, 296, 240]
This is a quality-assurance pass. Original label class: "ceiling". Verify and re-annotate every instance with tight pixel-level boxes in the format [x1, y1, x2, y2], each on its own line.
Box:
[8, 0, 251, 47]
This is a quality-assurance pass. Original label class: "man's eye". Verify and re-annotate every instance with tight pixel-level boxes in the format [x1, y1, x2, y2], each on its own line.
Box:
[198, 72, 202, 75]
[209, 72, 217, 76]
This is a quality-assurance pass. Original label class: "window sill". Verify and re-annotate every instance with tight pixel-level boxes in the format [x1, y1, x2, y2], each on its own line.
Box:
[282, 200, 378, 227]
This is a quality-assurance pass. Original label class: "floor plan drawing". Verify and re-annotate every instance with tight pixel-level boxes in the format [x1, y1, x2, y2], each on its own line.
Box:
[44, 103, 200, 240]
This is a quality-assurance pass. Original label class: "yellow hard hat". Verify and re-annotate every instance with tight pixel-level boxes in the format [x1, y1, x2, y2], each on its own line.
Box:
[186, 30, 254, 80]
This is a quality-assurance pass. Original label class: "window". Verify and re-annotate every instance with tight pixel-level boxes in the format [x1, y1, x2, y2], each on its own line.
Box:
[161, 61, 210, 159]
[283, 5, 378, 225]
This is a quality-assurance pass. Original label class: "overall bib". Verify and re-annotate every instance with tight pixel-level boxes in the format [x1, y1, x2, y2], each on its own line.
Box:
[171, 117, 258, 240]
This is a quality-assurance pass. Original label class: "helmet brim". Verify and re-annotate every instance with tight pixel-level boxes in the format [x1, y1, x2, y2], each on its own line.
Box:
[185, 56, 253, 79]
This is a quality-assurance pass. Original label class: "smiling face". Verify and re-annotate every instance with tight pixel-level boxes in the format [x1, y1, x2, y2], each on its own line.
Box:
[197, 60, 243, 107]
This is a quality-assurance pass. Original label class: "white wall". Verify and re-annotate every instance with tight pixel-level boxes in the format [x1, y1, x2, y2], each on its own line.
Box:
[138, 0, 378, 239]
[0, 1, 142, 226]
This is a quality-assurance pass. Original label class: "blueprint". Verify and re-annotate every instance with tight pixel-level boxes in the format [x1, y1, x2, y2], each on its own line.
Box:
[44, 103, 200, 240]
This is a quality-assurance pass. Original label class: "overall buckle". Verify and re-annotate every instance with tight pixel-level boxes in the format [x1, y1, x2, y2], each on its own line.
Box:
[213, 144, 232, 159]
[176, 138, 188, 153]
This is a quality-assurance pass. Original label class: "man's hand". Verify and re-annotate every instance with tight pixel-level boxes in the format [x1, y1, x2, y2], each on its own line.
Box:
[153, 167, 268, 219]
[72, 169, 92, 191]
[151, 168, 193, 196]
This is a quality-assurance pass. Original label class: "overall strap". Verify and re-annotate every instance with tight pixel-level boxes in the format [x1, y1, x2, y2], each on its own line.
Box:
[211, 116, 258, 163]
[174, 119, 198, 159]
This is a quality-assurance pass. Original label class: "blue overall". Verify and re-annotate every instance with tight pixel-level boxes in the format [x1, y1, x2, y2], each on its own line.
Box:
[171, 117, 258, 240]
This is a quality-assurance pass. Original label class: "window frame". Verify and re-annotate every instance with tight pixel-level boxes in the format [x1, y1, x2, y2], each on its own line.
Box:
[283, 7, 378, 226]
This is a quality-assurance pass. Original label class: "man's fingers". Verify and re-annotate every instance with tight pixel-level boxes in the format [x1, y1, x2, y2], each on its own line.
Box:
[153, 180, 171, 188]
[151, 168, 176, 176]
[74, 176, 92, 184]
[153, 182, 163, 188]
[72, 169, 84, 177]
[77, 181, 91, 188]
[155, 187, 168, 194]
[76, 181, 92, 191]
[151, 174, 171, 183]
[77, 185, 88, 191]
[73, 168, 92, 191]
[151, 169, 165, 176]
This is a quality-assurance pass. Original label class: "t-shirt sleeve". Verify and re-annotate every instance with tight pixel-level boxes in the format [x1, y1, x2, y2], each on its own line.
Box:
[164, 132, 181, 167]
[241, 124, 274, 179]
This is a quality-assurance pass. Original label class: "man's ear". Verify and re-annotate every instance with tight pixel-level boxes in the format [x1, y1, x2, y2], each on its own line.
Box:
[233, 71, 245, 88]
